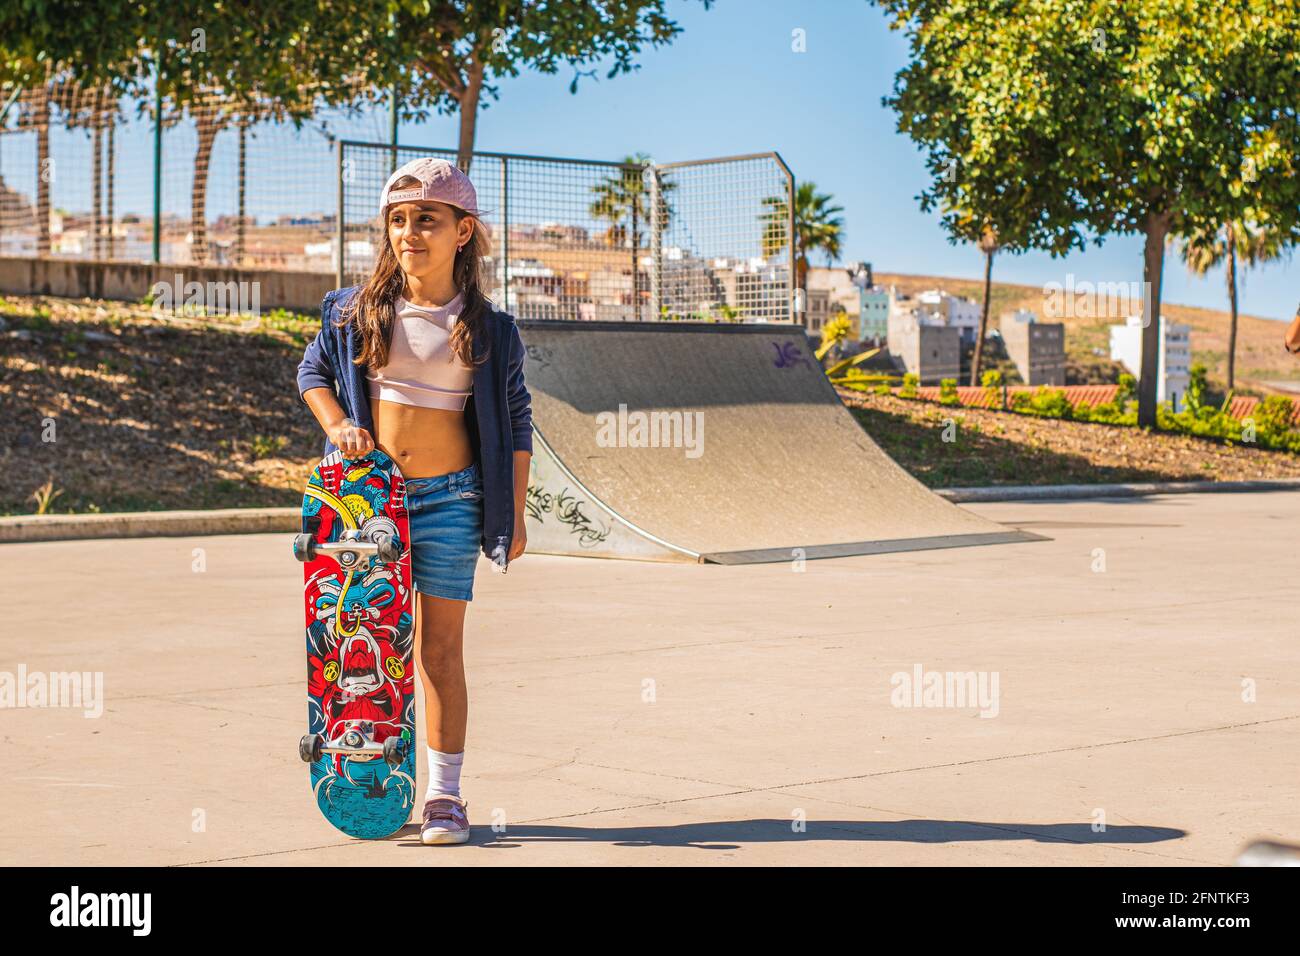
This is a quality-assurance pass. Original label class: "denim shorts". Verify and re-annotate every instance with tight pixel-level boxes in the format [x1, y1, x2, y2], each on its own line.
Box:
[403, 460, 483, 602]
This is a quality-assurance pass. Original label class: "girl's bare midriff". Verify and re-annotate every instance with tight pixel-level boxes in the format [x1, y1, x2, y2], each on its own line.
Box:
[368, 396, 475, 479]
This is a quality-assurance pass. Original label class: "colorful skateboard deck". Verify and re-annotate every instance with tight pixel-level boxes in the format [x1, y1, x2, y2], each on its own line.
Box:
[293, 449, 417, 839]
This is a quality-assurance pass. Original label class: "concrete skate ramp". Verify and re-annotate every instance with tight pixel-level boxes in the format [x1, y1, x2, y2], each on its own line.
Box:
[520, 320, 1040, 564]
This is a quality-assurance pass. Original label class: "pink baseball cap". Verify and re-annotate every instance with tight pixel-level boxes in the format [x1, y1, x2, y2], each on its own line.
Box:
[379, 157, 484, 218]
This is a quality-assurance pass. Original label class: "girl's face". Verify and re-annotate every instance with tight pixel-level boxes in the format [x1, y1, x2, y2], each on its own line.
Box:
[387, 200, 472, 279]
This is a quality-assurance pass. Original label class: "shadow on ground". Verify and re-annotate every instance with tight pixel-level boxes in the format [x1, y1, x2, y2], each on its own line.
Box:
[390, 819, 1186, 850]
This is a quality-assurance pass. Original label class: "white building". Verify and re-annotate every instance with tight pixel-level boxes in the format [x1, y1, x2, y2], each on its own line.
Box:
[806, 265, 861, 333]
[915, 289, 982, 345]
[1109, 315, 1191, 411]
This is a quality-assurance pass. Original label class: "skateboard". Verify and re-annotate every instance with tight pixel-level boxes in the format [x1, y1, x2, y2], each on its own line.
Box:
[293, 448, 417, 839]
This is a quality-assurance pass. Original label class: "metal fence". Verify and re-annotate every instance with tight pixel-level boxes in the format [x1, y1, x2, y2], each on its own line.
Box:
[0, 79, 385, 269]
[339, 141, 795, 323]
[0, 75, 795, 324]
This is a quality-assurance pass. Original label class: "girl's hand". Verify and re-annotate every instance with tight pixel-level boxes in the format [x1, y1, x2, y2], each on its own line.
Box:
[327, 419, 376, 458]
[509, 514, 528, 561]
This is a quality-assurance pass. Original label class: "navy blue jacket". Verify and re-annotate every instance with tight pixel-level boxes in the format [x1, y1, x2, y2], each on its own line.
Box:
[295, 286, 533, 567]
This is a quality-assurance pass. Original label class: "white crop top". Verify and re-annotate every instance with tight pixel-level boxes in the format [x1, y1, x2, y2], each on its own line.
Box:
[366, 293, 474, 411]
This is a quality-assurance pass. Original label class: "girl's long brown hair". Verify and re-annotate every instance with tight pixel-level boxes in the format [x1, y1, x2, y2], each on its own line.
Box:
[337, 174, 492, 371]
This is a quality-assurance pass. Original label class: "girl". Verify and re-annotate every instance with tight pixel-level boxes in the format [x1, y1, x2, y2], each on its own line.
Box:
[296, 157, 533, 845]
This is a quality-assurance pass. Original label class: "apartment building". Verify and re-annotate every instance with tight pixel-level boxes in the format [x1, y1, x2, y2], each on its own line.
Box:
[1109, 315, 1192, 411]
[1000, 311, 1066, 386]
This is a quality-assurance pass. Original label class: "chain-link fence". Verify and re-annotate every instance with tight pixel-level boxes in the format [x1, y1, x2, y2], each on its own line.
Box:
[340, 141, 794, 323]
[0, 76, 385, 269]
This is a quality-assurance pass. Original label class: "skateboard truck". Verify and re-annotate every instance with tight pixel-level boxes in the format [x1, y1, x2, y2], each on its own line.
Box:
[293, 530, 401, 567]
[300, 720, 405, 769]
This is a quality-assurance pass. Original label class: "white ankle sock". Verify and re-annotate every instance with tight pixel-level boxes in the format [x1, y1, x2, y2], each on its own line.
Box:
[426, 747, 464, 799]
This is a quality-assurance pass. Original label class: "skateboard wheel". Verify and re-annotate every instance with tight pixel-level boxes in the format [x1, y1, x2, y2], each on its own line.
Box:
[376, 534, 401, 564]
[299, 734, 323, 763]
[293, 533, 316, 562]
[383, 736, 404, 769]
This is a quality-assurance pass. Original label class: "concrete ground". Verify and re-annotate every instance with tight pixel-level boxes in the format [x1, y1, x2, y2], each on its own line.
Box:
[1, 491, 1297, 866]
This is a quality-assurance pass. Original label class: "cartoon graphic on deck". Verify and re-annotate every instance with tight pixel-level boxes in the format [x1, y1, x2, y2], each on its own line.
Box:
[294, 450, 417, 839]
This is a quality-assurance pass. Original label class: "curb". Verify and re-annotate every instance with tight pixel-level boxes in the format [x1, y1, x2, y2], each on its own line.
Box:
[939, 478, 1300, 503]
[3, 478, 1300, 543]
[0, 507, 299, 543]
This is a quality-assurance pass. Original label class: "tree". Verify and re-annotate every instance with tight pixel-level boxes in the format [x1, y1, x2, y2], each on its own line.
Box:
[3, 3, 713, 261]
[875, 0, 1300, 427]
[1175, 219, 1288, 390]
[0, 2, 388, 108]
[590, 153, 678, 315]
[971, 225, 1000, 386]
[1, 3, 395, 264]
[790, 180, 844, 307]
[589, 152, 677, 249]
[9, 78, 52, 255]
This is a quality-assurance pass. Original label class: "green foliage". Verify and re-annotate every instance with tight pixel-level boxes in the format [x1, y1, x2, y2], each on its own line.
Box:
[790, 182, 845, 290]
[899, 372, 920, 398]
[30, 479, 63, 515]
[980, 369, 1004, 408]
[1157, 394, 1300, 450]
[11, 305, 55, 332]
[1022, 387, 1074, 419]
[939, 377, 960, 406]
[816, 315, 852, 363]
[1084, 401, 1132, 425]
[262, 306, 313, 326]
[1254, 396, 1298, 443]
[876, 0, 1300, 426]
[250, 435, 289, 459]
[832, 367, 898, 395]
[820, 315, 852, 350]
[1176, 219, 1288, 281]
[1116, 374, 1137, 408]
[1185, 362, 1209, 414]
[2, 2, 708, 190]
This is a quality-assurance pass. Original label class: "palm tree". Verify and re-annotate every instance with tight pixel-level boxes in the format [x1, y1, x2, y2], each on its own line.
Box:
[11, 73, 54, 255]
[970, 224, 1000, 386]
[1176, 219, 1287, 390]
[788, 181, 843, 316]
[590, 154, 677, 316]
[758, 192, 788, 261]
[589, 152, 676, 249]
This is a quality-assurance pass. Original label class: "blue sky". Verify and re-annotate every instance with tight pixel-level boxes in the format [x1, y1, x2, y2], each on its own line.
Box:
[9, 0, 1292, 321]
[392, 0, 1297, 324]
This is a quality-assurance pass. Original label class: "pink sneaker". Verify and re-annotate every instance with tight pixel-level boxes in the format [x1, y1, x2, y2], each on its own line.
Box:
[421, 794, 470, 845]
